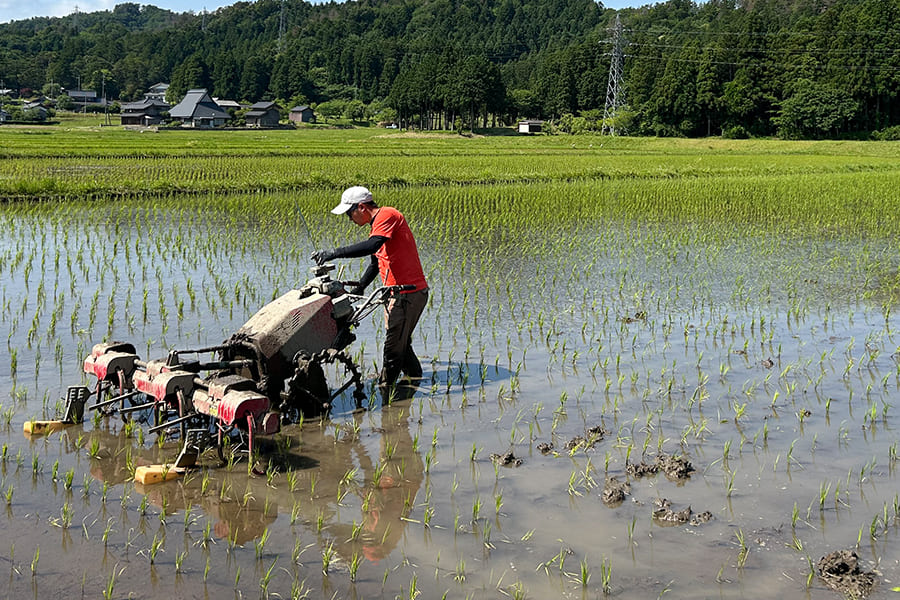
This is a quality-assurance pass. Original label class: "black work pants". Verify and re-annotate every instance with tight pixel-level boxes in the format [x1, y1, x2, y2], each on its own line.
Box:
[379, 288, 428, 392]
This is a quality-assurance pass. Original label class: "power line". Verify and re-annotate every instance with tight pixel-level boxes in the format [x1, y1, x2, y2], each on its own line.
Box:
[624, 27, 900, 38]
[628, 41, 900, 56]
[625, 52, 900, 72]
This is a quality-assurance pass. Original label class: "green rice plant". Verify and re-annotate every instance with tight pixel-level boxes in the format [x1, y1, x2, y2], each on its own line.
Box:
[259, 559, 277, 596]
[251, 526, 270, 559]
[148, 534, 163, 564]
[321, 541, 335, 574]
[101, 565, 125, 600]
[349, 552, 362, 581]
[600, 557, 612, 595]
[735, 529, 748, 568]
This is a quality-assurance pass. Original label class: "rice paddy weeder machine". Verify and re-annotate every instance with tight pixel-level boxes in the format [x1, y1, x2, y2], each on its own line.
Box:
[25, 265, 413, 483]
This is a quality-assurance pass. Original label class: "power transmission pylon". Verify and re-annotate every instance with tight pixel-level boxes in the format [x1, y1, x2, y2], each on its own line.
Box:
[602, 13, 627, 136]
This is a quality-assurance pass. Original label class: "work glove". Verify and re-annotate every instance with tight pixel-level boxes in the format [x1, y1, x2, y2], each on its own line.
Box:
[349, 285, 365, 296]
[310, 249, 334, 265]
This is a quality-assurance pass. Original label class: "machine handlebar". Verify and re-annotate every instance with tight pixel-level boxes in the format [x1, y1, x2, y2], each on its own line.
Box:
[346, 284, 418, 325]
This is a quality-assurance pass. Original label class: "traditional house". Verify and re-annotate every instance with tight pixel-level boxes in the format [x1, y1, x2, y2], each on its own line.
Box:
[518, 119, 544, 134]
[245, 101, 281, 127]
[289, 105, 316, 124]
[168, 89, 229, 128]
[120, 98, 169, 126]
[0, 108, 9, 122]
[144, 83, 169, 102]
[22, 101, 49, 121]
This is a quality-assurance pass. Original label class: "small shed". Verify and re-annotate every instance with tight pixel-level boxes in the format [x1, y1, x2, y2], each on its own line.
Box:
[518, 119, 544, 134]
[245, 101, 281, 128]
[289, 105, 316, 124]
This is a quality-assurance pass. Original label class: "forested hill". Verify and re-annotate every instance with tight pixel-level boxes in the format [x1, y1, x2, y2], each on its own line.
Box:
[2, 0, 900, 138]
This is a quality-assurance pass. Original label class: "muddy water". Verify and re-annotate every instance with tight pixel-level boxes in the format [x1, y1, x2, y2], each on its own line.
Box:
[1, 199, 900, 599]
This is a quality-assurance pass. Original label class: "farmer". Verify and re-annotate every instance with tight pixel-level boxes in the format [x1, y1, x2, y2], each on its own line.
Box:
[311, 186, 428, 399]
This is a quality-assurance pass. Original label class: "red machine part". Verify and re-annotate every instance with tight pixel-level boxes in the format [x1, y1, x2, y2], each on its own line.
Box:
[134, 368, 196, 403]
[83, 343, 138, 388]
[194, 375, 269, 424]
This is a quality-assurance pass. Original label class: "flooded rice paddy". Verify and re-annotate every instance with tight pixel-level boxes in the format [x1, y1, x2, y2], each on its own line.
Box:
[2, 169, 900, 599]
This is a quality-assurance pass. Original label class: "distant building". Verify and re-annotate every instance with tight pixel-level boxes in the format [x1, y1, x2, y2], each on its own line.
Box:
[289, 105, 316, 124]
[245, 101, 281, 127]
[168, 89, 229, 128]
[67, 89, 100, 107]
[144, 83, 169, 102]
[0, 108, 9, 122]
[22, 101, 49, 121]
[214, 99, 242, 112]
[120, 98, 169, 126]
[518, 120, 544, 134]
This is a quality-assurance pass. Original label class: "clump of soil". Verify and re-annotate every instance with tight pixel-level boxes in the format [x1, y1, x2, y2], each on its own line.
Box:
[564, 436, 588, 451]
[587, 425, 608, 439]
[650, 499, 713, 526]
[817, 550, 876, 598]
[689, 510, 714, 526]
[601, 477, 630, 507]
[656, 453, 695, 479]
[490, 451, 523, 467]
[536, 442, 554, 455]
[652, 498, 692, 524]
[626, 461, 659, 478]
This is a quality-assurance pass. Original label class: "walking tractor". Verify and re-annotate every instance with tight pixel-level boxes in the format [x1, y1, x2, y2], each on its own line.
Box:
[24, 265, 412, 484]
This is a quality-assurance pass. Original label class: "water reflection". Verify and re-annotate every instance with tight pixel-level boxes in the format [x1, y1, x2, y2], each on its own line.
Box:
[71, 393, 424, 560]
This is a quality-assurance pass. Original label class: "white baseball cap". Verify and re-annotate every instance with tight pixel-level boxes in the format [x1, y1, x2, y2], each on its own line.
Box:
[332, 186, 373, 214]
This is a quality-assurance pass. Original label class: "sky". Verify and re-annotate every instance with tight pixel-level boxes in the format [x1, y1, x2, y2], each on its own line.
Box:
[1, 0, 650, 25]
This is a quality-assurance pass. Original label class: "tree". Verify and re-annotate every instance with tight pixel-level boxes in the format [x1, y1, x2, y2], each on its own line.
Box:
[239, 55, 269, 102]
[167, 55, 208, 102]
[773, 79, 857, 139]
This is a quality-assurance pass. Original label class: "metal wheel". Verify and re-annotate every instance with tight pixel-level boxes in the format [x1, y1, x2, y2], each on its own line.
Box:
[284, 349, 365, 419]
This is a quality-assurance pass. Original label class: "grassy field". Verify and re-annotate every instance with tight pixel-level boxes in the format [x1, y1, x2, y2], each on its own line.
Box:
[2, 122, 900, 599]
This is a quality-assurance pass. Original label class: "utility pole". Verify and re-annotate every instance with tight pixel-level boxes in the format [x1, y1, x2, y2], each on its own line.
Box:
[602, 13, 627, 136]
[278, 0, 286, 53]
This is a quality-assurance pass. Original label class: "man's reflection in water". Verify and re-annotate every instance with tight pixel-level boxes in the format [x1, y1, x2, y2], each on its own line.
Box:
[328, 386, 425, 562]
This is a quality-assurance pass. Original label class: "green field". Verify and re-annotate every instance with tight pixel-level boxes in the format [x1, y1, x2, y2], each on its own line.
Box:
[1, 123, 900, 599]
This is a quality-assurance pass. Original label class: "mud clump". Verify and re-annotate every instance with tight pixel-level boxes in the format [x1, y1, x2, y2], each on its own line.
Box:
[587, 425, 608, 439]
[689, 510, 713, 526]
[536, 442, 554, 455]
[564, 436, 588, 451]
[601, 477, 630, 507]
[562, 426, 608, 452]
[656, 453, 694, 480]
[490, 451, 523, 467]
[652, 498, 692, 524]
[817, 550, 876, 598]
[626, 461, 659, 478]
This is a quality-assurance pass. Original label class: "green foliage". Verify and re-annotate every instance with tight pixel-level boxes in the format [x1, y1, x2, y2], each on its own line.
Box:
[722, 125, 750, 140]
[773, 79, 858, 139]
[2, 0, 899, 137]
[872, 125, 900, 141]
